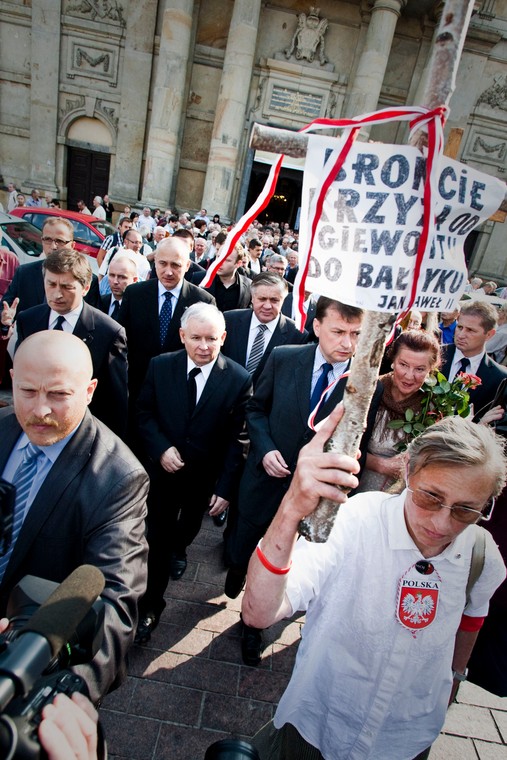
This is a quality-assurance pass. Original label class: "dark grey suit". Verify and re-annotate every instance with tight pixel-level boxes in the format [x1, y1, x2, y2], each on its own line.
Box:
[15, 302, 128, 438]
[225, 344, 349, 570]
[221, 309, 308, 387]
[441, 345, 507, 418]
[0, 408, 149, 702]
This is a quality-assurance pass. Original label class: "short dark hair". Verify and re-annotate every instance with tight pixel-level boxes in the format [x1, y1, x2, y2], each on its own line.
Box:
[248, 238, 262, 249]
[388, 329, 441, 369]
[315, 297, 364, 323]
[43, 249, 92, 289]
[251, 271, 288, 294]
[169, 215, 178, 223]
[215, 231, 228, 246]
[459, 300, 498, 332]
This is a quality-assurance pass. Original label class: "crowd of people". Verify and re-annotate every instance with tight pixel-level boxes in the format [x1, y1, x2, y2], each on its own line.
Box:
[0, 195, 507, 759]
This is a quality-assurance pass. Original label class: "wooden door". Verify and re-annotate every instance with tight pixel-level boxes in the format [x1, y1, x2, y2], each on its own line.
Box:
[67, 148, 110, 212]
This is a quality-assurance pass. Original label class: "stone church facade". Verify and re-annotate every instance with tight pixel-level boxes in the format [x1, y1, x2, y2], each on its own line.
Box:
[1, 0, 507, 279]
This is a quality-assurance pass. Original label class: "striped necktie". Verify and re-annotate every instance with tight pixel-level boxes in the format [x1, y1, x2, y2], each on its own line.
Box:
[246, 324, 268, 374]
[0, 443, 43, 581]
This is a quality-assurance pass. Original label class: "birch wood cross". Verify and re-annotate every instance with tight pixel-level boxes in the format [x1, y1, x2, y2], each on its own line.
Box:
[250, 0, 480, 542]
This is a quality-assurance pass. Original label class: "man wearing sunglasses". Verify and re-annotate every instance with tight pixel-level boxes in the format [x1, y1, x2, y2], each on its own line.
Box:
[242, 411, 506, 760]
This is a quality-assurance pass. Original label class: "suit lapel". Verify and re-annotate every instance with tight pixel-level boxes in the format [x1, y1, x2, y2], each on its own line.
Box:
[164, 280, 189, 349]
[192, 354, 226, 416]
[73, 302, 95, 349]
[318, 360, 351, 422]
[294, 346, 317, 429]
[1, 413, 96, 589]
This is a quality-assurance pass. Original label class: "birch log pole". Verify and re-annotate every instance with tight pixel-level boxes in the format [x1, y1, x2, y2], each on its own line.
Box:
[250, 0, 478, 542]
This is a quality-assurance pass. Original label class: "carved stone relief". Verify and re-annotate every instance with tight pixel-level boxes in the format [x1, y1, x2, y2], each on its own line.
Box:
[58, 95, 118, 137]
[284, 7, 329, 67]
[66, 40, 118, 86]
[65, 0, 126, 27]
[477, 74, 507, 111]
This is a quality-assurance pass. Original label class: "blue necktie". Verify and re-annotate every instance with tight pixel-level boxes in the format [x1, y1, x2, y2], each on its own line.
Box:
[159, 292, 173, 345]
[0, 443, 43, 581]
[310, 362, 333, 412]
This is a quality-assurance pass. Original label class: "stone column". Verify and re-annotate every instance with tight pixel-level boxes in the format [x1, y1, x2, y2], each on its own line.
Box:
[345, 0, 407, 123]
[111, 0, 158, 202]
[25, 0, 62, 193]
[201, 0, 262, 220]
[141, 0, 194, 207]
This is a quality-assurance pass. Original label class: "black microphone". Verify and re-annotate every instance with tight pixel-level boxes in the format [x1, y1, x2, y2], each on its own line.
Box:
[0, 565, 105, 710]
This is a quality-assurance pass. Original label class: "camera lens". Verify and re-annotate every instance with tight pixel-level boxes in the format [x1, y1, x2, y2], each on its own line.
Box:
[204, 738, 260, 759]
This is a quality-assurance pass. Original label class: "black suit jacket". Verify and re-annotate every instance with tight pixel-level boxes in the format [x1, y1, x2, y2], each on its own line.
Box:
[441, 345, 507, 418]
[137, 350, 252, 500]
[118, 278, 215, 399]
[0, 409, 148, 701]
[221, 309, 308, 387]
[239, 344, 349, 525]
[2, 261, 100, 313]
[15, 302, 128, 437]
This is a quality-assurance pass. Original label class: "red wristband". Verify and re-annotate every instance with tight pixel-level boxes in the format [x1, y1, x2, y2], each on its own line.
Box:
[459, 614, 485, 632]
[256, 540, 292, 575]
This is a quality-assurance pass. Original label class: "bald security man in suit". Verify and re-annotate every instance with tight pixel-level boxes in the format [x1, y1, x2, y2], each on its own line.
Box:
[0, 331, 148, 702]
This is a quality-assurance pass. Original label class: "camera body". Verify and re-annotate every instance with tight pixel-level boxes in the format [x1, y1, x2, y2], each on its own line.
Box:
[0, 670, 89, 760]
[0, 574, 104, 759]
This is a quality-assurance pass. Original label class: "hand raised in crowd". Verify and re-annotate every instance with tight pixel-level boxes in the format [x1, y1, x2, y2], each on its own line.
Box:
[1, 297, 18, 326]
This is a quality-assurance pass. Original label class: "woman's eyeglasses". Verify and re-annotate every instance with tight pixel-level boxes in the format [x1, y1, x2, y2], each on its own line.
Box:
[407, 486, 495, 524]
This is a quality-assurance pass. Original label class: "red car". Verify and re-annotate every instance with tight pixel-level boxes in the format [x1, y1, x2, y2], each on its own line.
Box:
[11, 207, 115, 258]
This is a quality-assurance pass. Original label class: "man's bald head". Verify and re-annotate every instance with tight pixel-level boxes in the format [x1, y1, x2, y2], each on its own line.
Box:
[154, 236, 191, 290]
[12, 332, 97, 446]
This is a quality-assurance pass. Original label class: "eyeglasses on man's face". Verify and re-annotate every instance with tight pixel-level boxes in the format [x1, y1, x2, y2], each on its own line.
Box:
[41, 236, 72, 246]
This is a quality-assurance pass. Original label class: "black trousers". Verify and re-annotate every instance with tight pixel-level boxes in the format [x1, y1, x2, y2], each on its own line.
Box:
[139, 466, 211, 618]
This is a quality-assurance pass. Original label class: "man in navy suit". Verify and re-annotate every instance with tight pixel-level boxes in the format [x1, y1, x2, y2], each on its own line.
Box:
[224, 297, 364, 665]
[15, 249, 128, 438]
[135, 303, 252, 643]
[221, 272, 308, 388]
[440, 300, 507, 418]
[118, 236, 215, 407]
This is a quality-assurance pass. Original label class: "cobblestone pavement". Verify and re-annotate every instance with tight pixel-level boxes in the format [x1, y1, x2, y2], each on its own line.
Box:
[1, 390, 505, 759]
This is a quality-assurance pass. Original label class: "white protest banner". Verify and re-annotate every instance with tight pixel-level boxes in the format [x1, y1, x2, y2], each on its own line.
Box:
[297, 134, 505, 314]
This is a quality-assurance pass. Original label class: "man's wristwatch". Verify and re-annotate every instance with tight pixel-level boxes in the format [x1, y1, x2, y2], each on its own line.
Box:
[452, 668, 468, 682]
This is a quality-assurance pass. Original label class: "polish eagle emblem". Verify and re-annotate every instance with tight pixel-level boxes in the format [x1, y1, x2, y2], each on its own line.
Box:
[401, 593, 435, 624]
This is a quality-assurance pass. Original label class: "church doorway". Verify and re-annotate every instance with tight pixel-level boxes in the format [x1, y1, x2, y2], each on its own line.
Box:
[67, 147, 111, 213]
[245, 161, 303, 229]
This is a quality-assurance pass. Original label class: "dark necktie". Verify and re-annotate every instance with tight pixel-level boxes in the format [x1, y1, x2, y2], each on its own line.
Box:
[0, 443, 43, 581]
[310, 362, 333, 412]
[53, 315, 65, 331]
[188, 367, 201, 412]
[246, 324, 268, 374]
[110, 299, 121, 321]
[159, 292, 173, 345]
[457, 357, 470, 376]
